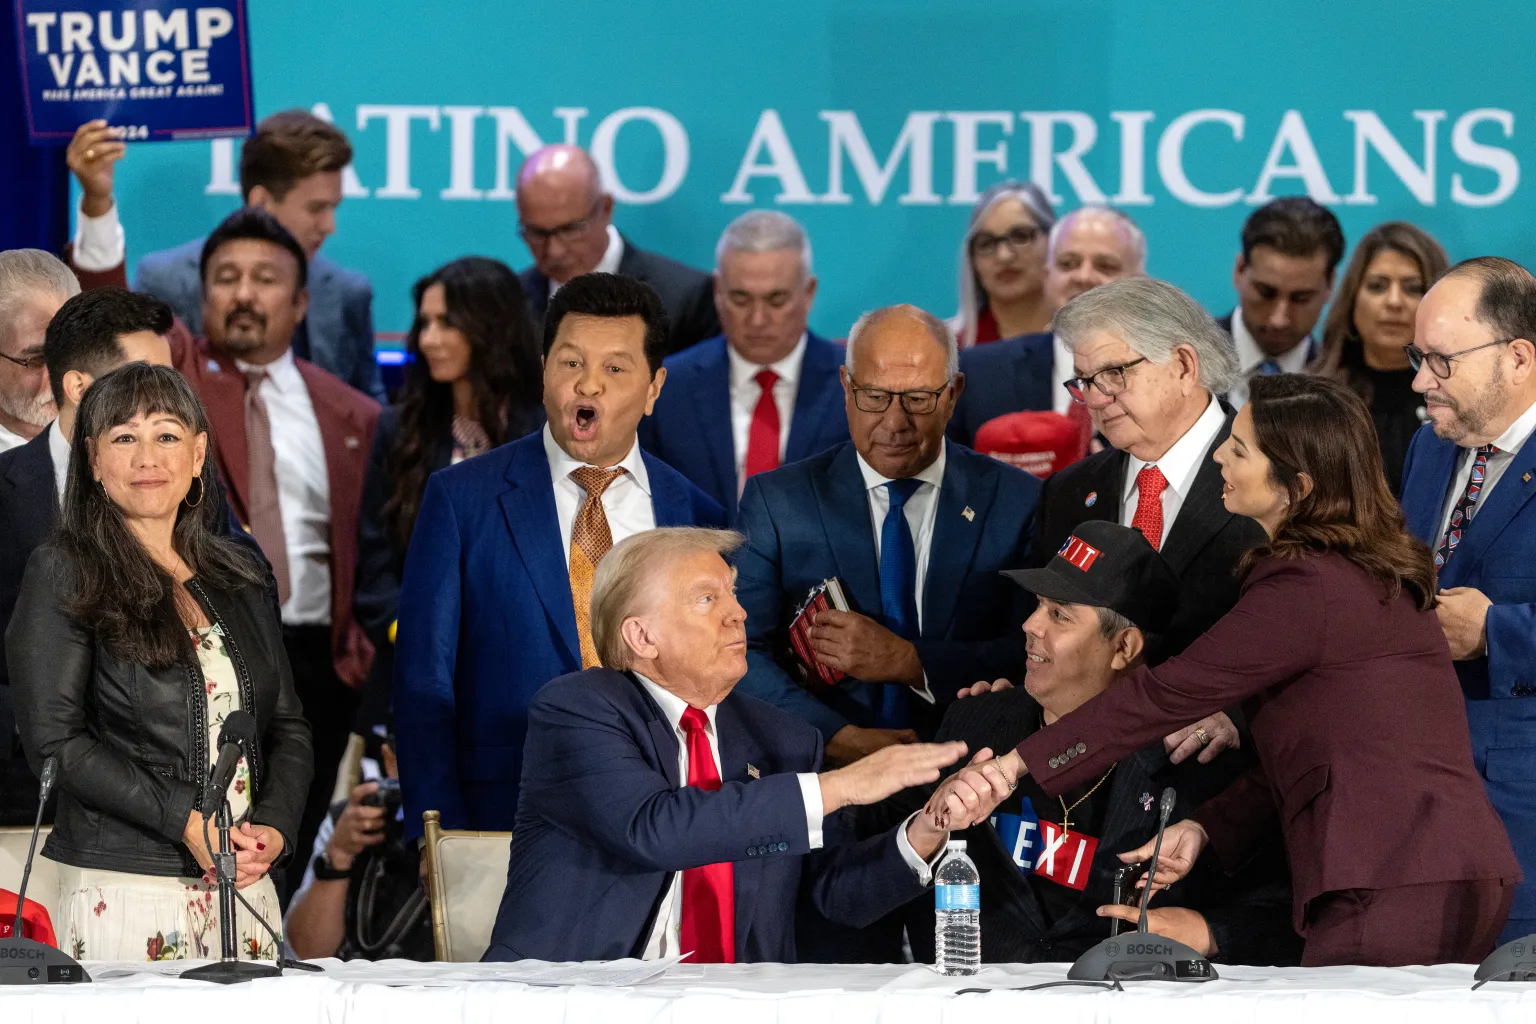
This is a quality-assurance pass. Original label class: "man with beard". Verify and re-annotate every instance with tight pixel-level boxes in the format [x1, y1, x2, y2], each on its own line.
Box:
[1401, 256, 1536, 943]
[0, 250, 79, 452]
[392, 273, 724, 840]
[167, 207, 380, 894]
[947, 206, 1146, 453]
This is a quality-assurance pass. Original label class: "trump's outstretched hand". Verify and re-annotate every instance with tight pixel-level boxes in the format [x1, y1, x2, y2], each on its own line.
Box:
[818, 740, 968, 813]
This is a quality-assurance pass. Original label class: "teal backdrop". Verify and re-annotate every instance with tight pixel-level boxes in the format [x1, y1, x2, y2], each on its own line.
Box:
[91, 0, 1535, 351]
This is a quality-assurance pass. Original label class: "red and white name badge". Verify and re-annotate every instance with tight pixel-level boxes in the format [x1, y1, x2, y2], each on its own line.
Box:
[1032, 822, 1099, 891]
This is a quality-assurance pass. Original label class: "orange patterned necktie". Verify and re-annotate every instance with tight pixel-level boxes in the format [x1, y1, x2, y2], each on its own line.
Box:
[569, 465, 624, 668]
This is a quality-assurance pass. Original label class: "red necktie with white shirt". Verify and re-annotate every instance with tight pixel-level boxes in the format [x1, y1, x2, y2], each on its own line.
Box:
[678, 706, 735, 963]
[1131, 466, 1168, 550]
[744, 369, 781, 479]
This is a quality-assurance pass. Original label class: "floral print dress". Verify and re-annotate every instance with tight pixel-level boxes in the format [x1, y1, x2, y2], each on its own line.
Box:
[54, 624, 283, 962]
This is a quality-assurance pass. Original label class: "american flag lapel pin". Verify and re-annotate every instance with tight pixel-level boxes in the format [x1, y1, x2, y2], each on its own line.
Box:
[962, 506, 975, 521]
[747, 764, 760, 780]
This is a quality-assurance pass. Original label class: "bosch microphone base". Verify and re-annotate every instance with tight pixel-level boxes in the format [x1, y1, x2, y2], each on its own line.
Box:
[0, 937, 91, 985]
[1067, 932, 1218, 983]
[1473, 934, 1536, 988]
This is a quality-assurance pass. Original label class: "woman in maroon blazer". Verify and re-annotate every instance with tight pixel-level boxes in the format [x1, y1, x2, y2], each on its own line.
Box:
[980, 374, 1520, 966]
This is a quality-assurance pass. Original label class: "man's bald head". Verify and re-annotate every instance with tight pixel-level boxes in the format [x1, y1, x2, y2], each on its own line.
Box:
[516, 144, 615, 285]
[841, 305, 963, 479]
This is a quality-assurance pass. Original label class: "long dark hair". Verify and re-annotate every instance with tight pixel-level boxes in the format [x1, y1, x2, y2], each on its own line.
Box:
[383, 257, 542, 547]
[57, 363, 265, 667]
[1243, 374, 1436, 609]
[1311, 221, 1449, 401]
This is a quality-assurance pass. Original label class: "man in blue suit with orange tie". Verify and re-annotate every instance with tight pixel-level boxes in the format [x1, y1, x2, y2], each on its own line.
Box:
[1401, 256, 1536, 943]
[734, 305, 1042, 767]
[393, 274, 725, 839]
[639, 211, 849, 521]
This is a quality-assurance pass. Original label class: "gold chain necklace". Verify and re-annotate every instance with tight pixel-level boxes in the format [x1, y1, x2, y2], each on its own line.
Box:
[1040, 711, 1116, 834]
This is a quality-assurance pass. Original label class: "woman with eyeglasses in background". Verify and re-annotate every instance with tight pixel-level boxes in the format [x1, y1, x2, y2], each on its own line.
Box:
[1309, 222, 1450, 495]
[949, 181, 1057, 348]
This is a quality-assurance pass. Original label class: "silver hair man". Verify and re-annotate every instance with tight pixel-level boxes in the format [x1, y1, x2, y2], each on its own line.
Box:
[1048, 205, 1149, 272]
[0, 249, 80, 446]
[1053, 277, 1237, 395]
[715, 210, 813, 278]
[846, 305, 959, 380]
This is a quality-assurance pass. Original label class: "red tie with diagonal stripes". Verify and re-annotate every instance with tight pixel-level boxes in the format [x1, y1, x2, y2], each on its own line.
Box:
[678, 706, 735, 963]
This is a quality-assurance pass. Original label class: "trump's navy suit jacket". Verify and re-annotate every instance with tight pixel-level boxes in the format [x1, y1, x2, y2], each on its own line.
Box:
[638, 332, 850, 521]
[483, 668, 928, 963]
[946, 331, 1057, 448]
[734, 441, 1041, 741]
[1402, 421, 1536, 935]
[392, 432, 725, 840]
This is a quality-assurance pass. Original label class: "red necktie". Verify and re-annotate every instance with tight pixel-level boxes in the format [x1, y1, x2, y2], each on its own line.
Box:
[743, 369, 781, 480]
[1131, 466, 1168, 550]
[678, 707, 735, 963]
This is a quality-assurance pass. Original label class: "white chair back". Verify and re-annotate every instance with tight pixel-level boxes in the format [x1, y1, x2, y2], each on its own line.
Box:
[0, 826, 59, 928]
[421, 810, 511, 962]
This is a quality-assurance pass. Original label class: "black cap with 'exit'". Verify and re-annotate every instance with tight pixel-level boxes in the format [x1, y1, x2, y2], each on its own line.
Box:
[1000, 520, 1179, 634]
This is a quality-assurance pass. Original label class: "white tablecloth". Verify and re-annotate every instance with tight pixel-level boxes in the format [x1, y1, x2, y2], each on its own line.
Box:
[3, 959, 1536, 1022]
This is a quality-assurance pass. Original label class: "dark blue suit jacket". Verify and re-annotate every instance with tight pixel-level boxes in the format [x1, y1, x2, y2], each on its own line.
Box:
[483, 668, 928, 963]
[1401, 421, 1536, 931]
[946, 331, 1057, 448]
[639, 332, 850, 521]
[734, 441, 1042, 740]
[392, 432, 726, 840]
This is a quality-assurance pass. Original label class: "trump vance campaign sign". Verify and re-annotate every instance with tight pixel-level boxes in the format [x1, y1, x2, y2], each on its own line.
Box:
[14, 0, 254, 142]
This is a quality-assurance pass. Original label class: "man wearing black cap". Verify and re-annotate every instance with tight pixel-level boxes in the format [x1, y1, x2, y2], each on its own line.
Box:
[867, 521, 1299, 965]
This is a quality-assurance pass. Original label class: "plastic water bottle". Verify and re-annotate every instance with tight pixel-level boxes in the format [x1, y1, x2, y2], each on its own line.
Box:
[934, 839, 980, 975]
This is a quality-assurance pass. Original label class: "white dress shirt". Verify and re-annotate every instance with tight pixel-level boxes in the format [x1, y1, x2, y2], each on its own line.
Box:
[49, 418, 70, 501]
[0, 421, 28, 454]
[548, 225, 625, 298]
[1225, 311, 1313, 409]
[543, 424, 654, 564]
[1437, 397, 1536, 545]
[727, 334, 808, 494]
[1121, 397, 1226, 548]
[235, 349, 332, 626]
[632, 672, 936, 960]
[1051, 335, 1076, 416]
[72, 199, 127, 272]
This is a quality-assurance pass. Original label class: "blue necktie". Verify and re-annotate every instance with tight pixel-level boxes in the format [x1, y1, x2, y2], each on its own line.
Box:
[1258, 359, 1282, 376]
[876, 479, 922, 727]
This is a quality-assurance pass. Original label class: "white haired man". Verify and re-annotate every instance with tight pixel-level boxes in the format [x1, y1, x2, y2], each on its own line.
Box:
[640, 209, 849, 520]
[0, 249, 79, 452]
[483, 527, 1008, 963]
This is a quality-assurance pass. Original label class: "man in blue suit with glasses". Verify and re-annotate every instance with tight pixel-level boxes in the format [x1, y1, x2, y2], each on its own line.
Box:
[1401, 256, 1536, 943]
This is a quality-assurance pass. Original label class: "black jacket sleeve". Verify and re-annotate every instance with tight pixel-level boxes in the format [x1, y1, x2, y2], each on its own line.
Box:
[353, 407, 402, 646]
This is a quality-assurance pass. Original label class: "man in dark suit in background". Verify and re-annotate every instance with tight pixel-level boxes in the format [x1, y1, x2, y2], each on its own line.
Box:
[125, 111, 385, 400]
[1218, 197, 1343, 408]
[640, 210, 848, 520]
[1024, 277, 1261, 758]
[949, 206, 1147, 449]
[1401, 256, 1536, 943]
[734, 304, 1042, 765]
[393, 274, 725, 843]
[485, 527, 988, 963]
[515, 144, 719, 354]
[166, 209, 381, 893]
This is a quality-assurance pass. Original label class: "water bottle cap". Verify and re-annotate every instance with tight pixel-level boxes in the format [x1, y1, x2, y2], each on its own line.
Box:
[946, 839, 967, 851]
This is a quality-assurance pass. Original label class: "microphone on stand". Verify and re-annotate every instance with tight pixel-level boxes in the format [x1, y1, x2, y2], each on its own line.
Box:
[1067, 786, 1216, 984]
[0, 756, 89, 985]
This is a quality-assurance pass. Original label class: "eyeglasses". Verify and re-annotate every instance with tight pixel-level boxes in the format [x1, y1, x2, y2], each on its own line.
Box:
[1403, 339, 1514, 380]
[971, 225, 1044, 259]
[0, 351, 46, 372]
[849, 378, 953, 415]
[1064, 358, 1147, 404]
[519, 199, 603, 249]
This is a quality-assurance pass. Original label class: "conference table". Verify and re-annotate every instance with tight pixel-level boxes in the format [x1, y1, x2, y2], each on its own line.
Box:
[3, 958, 1535, 1022]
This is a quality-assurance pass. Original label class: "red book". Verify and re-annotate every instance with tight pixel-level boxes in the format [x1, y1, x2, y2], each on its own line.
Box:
[787, 579, 850, 689]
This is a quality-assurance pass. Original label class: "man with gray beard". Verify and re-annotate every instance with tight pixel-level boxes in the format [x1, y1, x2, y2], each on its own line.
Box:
[0, 250, 79, 452]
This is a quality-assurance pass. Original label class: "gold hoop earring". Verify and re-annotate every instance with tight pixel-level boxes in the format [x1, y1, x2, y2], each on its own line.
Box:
[184, 477, 204, 509]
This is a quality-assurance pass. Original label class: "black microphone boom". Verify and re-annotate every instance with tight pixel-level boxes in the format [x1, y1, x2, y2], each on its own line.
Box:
[199, 710, 257, 818]
[1, 756, 90, 985]
[1137, 787, 1178, 934]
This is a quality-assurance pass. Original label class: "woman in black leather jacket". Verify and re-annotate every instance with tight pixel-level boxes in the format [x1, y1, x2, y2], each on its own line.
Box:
[7, 363, 312, 962]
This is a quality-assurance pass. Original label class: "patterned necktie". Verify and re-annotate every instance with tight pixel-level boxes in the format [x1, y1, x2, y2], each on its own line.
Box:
[243, 369, 291, 606]
[743, 369, 781, 481]
[1436, 444, 1500, 568]
[678, 706, 735, 963]
[877, 478, 922, 728]
[568, 466, 624, 668]
[1130, 465, 1168, 551]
